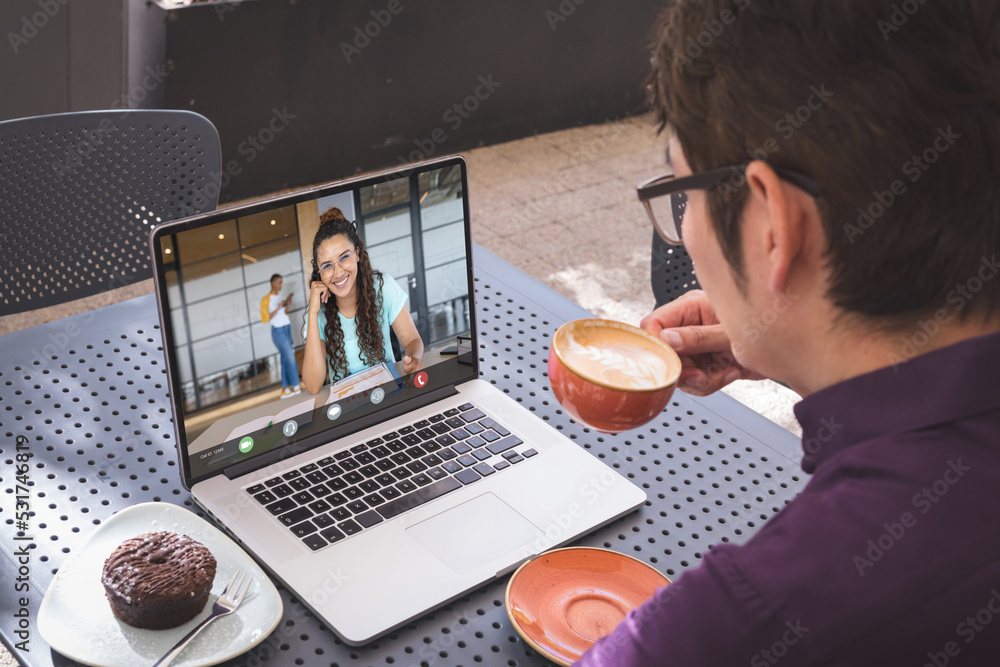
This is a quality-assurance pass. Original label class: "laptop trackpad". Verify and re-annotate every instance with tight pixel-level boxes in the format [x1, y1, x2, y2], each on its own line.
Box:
[406, 493, 543, 575]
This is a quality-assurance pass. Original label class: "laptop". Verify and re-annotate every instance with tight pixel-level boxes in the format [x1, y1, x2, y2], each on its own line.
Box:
[149, 155, 646, 645]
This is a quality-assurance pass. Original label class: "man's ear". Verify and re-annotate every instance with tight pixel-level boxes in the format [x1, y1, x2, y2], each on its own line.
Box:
[744, 161, 809, 295]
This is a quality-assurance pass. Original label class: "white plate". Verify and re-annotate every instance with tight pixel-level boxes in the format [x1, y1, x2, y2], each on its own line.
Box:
[38, 502, 283, 667]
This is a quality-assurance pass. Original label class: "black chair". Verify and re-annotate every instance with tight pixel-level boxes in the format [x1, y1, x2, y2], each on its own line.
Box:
[0, 109, 222, 316]
[651, 231, 699, 308]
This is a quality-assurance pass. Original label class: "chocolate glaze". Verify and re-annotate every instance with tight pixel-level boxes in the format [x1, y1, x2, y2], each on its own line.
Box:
[101, 531, 217, 629]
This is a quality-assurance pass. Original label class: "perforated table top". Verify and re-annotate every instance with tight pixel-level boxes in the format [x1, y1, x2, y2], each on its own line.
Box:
[0, 245, 806, 667]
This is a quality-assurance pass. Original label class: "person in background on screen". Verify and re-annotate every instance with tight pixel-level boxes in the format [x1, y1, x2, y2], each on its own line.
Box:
[576, 0, 1000, 665]
[301, 208, 423, 394]
[262, 274, 300, 398]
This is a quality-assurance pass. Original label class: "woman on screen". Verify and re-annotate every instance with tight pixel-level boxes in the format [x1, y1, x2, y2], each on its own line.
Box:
[301, 208, 424, 394]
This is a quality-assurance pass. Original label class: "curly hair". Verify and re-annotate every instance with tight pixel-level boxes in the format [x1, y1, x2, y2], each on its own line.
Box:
[309, 209, 387, 382]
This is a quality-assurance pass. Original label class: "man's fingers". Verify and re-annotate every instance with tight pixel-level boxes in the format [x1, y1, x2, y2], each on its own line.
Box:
[675, 352, 746, 396]
[659, 324, 731, 355]
[639, 290, 712, 336]
[677, 369, 715, 396]
[677, 367, 737, 396]
[703, 361, 741, 388]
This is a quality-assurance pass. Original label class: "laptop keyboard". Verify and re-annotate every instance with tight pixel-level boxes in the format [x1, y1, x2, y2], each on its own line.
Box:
[244, 402, 538, 552]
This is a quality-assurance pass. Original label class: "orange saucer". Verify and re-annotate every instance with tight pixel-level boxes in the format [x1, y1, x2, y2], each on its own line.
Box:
[505, 547, 670, 666]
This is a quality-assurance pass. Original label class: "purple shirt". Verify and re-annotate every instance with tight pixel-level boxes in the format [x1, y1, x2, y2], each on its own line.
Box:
[577, 330, 1000, 666]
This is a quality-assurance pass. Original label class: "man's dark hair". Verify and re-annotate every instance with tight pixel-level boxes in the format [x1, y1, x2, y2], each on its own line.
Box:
[270, 273, 282, 287]
[648, 0, 1000, 329]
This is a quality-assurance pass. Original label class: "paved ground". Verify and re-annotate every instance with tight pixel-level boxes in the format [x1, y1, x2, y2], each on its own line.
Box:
[462, 116, 801, 434]
[0, 113, 802, 667]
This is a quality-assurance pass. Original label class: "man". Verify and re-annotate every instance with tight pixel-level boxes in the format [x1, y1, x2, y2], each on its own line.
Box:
[262, 273, 300, 398]
[578, 1, 1000, 664]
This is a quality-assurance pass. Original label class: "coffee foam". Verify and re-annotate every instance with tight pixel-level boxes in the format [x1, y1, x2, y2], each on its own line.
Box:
[558, 322, 679, 390]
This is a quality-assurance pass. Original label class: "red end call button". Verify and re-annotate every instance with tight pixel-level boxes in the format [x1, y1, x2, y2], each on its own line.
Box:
[414, 371, 428, 388]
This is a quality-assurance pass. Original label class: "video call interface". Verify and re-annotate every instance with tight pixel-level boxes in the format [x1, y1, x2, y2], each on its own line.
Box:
[157, 164, 475, 480]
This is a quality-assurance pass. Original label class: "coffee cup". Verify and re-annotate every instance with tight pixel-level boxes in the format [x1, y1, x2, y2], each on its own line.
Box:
[548, 319, 681, 433]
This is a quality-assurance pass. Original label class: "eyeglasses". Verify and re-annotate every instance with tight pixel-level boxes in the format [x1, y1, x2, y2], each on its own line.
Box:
[318, 249, 357, 274]
[636, 164, 820, 245]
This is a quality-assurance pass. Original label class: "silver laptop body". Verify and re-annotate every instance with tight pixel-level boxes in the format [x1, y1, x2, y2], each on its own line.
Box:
[150, 155, 645, 645]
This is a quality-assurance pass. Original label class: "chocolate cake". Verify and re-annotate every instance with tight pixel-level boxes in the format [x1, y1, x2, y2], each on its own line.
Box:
[101, 531, 217, 630]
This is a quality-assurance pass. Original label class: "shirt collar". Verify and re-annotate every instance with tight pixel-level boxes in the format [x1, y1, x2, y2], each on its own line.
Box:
[793, 328, 1000, 474]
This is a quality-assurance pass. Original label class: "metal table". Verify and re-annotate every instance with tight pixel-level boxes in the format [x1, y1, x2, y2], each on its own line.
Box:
[0, 244, 807, 666]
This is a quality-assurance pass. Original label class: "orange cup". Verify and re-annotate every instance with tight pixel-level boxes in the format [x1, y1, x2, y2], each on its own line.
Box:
[548, 319, 681, 433]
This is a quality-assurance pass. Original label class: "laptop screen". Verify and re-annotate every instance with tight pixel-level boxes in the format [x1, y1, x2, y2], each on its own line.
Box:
[151, 158, 476, 484]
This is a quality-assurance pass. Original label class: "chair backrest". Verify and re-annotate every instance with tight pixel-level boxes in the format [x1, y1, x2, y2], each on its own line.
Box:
[0, 109, 222, 316]
[651, 231, 700, 308]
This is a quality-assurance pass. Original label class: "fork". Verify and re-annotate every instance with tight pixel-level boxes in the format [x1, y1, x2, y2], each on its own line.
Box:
[152, 570, 252, 667]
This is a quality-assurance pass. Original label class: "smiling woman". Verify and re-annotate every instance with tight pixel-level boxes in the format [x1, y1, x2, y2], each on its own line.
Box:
[301, 208, 424, 394]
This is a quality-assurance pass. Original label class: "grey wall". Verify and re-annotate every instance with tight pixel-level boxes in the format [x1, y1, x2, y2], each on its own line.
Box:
[0, 0, 165, 120]
[3, 1, 662, 204]
[164, 1, 661, 203]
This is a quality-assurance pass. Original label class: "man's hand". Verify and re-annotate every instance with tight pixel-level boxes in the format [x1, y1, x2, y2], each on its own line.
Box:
[640, 290, 763, 396]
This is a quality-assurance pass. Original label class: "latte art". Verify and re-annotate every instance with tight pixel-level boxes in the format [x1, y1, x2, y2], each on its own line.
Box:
[549, 318, 682, 433]
[561, 325, 678, 390]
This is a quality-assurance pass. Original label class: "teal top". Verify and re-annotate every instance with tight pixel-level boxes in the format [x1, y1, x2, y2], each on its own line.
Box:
[302, 274, 407, 383]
